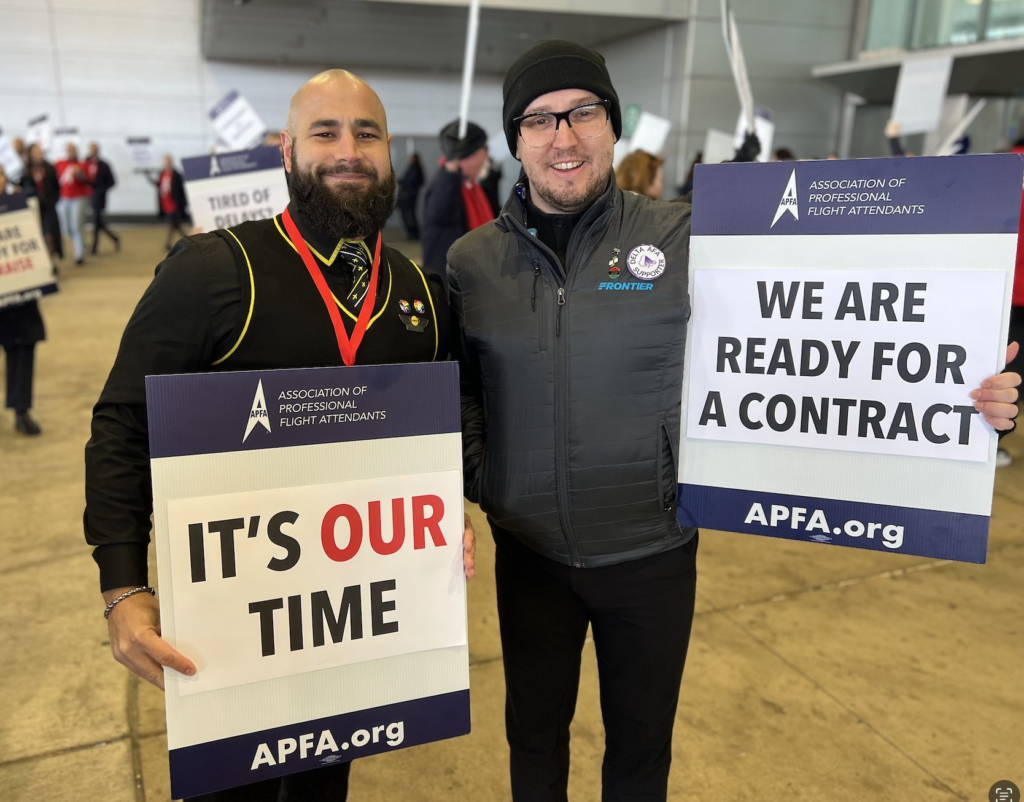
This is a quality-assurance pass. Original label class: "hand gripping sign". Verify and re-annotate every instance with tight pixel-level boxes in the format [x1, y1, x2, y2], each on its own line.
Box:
[147, 362, 469, 799]
[678, 154, 1024, 564]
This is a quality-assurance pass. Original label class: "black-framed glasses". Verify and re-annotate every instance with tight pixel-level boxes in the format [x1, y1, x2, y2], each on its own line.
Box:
[513, 99, 612, 148]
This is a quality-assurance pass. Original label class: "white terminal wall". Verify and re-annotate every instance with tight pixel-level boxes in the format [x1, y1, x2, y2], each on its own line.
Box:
[0, 0, 504, 216]
[0, 0, 857, 211]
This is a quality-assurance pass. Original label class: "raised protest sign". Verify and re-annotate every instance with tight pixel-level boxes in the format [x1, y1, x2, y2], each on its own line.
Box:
[51, 125, 80, 160]
[0, 195, 57, 309]
[148, 361, 469, 799]
[26, 113, 50, 152]
[127, 136, 158, 171]
[182, 145, 288, 232]
[209, 89, 268, 151]
[891, 55, 953, 136]
[0, 131, 24, 183]
[679, 154, 1024, 563]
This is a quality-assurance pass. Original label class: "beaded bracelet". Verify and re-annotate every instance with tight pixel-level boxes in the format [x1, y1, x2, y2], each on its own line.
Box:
[103, 586, 156, 619]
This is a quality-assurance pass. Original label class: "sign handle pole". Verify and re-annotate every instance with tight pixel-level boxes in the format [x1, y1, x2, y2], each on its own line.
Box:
[457, 0, 481, 140]
[721, 0, 755, 136]
[934, 98, 987, 156]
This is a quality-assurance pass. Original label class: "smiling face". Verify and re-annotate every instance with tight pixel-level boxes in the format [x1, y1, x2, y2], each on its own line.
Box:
[281, 70, 396, 239]
[516, 88, 615, 214]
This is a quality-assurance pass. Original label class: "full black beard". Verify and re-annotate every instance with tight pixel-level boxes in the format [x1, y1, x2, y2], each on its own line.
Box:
[287, 149, 397, 240]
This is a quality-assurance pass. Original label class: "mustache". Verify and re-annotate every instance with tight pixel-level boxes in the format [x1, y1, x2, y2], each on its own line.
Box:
[315, 161, 378, 180]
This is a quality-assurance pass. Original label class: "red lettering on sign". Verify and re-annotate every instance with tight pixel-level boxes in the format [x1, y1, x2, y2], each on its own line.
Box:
[368, 498, 406, 556]
[412, 495, 447, 550]
[321, 504, 362, 562]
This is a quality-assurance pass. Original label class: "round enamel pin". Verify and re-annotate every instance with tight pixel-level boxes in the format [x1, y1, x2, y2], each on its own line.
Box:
[627, 244, 666, 280]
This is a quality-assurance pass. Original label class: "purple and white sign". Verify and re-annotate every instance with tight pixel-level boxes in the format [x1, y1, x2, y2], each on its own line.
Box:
[0, 194, 57, 309]
[209, 89, 268, 151]
[182, 144, 288, 232]
[147, 362, 469, 799]
[679, 154, 1024, 564]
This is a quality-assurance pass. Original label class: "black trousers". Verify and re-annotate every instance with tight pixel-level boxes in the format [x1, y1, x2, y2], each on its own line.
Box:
[494, 529, 698, 802]
[91, 204, 119, 252]
[185, 761, 350, 802]
[4, 343, 35, 412]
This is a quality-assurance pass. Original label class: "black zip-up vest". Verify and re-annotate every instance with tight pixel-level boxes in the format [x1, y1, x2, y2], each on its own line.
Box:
[211, 216, 447, 371]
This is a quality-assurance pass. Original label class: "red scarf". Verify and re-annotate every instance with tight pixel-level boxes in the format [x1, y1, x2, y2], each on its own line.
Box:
[461, 180, 494, 231]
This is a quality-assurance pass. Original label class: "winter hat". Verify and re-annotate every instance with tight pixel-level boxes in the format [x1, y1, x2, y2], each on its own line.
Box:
[502, 39, 621, 158]
[440, 120, 488, 161]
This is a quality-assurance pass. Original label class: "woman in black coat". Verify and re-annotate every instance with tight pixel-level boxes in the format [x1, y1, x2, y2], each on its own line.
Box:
[18, 143, 63, 260]
[0, 169, 45, 435]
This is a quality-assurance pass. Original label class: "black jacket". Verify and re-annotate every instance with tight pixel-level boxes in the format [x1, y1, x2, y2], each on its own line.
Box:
[422, 168, 467, 281]
[448, 179, 696, 568]
[89, 158, 116, 209]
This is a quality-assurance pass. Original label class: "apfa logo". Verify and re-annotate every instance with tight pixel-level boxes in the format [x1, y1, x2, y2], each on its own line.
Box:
[770, 168, 799, 228]
[243, 379, 271, 443]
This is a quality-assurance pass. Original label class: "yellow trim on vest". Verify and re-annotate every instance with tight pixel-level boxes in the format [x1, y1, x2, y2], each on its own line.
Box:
[274, 215, 392, 327]
[273, 215, 365, 266]
[211, 229, 255, 366]
[410, 259, 439, 361]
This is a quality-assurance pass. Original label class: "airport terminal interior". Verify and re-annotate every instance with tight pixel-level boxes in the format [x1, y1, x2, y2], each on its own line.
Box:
[2, 0, 1024, 800]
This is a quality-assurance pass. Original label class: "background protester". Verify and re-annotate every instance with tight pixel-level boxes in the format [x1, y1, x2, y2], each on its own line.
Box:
[772, 147, 796, 160]
[0, 164, 45, 436]
[479, 154, 504, 217]
[676, 150, 701, 197]
[421, 119, 493, 281]
[148, 154, 188, 250]
[85, 141, 120, 254]
[54, 142, 91, 266]
[396, 152, 424, 239]
[615, 149, 664, 199]
[19, 143, 62, 260]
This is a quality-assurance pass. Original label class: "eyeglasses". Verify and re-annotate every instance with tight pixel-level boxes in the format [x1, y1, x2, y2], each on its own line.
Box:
[514, 100, 612, 148]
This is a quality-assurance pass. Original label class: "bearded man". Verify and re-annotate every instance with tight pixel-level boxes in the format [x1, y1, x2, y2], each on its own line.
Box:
[84, 70, 473, 802]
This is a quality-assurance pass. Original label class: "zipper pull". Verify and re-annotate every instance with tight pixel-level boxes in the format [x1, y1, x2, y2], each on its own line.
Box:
[557, 287, 566, 305]
[556, 287, 565, 335]
[531, 264, 540, 311]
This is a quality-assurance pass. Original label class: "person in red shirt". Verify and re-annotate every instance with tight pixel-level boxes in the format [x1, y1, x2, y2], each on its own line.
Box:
[54, 142, 91, 265]
[147, 154, 188, 251]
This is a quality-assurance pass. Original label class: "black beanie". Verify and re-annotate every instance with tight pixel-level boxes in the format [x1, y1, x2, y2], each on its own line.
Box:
[502, 39, 621, 158]
[440, 120, 488, 161]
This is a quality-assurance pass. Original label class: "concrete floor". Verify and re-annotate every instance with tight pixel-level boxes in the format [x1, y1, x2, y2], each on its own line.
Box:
[2, 225, 1022, 802]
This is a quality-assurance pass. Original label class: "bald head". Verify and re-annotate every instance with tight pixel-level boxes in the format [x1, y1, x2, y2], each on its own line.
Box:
[286, 69, 387, 138]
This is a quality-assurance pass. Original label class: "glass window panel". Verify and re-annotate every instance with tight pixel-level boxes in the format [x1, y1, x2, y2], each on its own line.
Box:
[987, 0, 1024, 40]
[911, 0, 985, 48]
[865, 0, 917, 51]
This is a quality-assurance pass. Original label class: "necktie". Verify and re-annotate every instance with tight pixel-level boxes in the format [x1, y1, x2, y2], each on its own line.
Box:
[338, 241, 371, 313]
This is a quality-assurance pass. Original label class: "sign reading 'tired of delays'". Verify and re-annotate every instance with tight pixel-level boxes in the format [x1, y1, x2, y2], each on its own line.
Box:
[182, 145, 288, 232]
[679, 154, 1024, 564]
[148, 362, 469, 799]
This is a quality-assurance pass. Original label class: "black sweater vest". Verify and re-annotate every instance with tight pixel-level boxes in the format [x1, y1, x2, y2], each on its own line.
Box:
[211, 216, 448, 371]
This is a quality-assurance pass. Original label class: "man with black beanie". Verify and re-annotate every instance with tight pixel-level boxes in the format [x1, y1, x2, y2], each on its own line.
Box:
[421, 119, 493, 282]
[446, 39, 1021, 802]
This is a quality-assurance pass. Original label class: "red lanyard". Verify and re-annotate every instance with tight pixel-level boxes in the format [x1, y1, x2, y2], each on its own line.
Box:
[282, 208, 382, 366]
